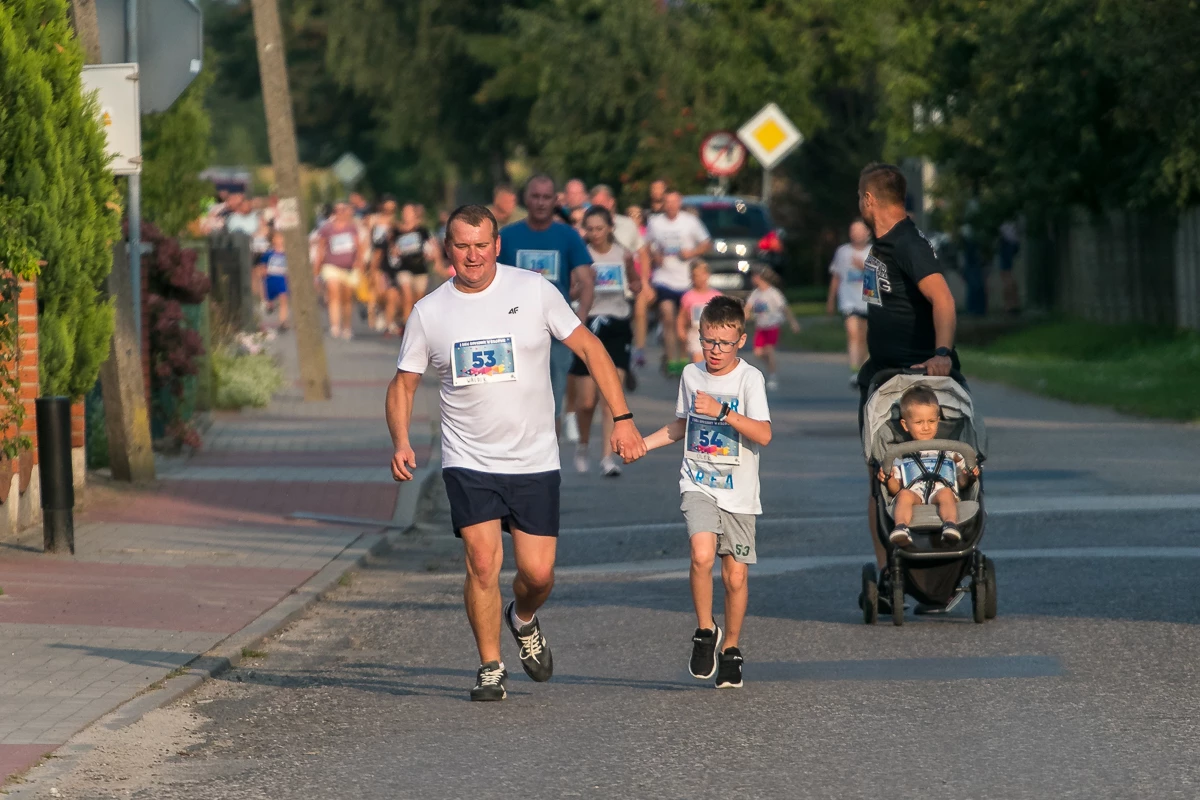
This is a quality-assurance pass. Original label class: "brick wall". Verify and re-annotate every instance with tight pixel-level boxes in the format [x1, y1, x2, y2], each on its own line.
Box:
[0, 280, 42, 535]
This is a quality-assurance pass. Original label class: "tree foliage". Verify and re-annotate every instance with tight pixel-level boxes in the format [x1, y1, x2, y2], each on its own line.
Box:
[0, 0, 120, 397]
[142, 65, 215, 236]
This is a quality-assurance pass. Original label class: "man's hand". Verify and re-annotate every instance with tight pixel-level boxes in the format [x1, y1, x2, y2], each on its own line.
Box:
[611, 419, 647, 464]
[692, 390, 723, 418]
[391, 445, 417, 481]
[913, 354, 952, 376]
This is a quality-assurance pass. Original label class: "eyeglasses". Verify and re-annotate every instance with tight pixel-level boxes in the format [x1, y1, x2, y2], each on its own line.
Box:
[698, 336, 739, 353]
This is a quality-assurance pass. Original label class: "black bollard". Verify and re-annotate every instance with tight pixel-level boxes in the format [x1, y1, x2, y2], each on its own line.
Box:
[35, 396, 74, 554]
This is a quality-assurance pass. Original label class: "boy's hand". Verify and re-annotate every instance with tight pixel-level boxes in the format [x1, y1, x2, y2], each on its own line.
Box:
[877, 468, 888, 483]
[692, 391, 723, 418]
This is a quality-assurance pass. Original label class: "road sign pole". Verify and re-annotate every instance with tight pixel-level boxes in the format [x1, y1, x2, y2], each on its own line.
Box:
[125, 0, 141, 346]
[762, 167, 773, 207]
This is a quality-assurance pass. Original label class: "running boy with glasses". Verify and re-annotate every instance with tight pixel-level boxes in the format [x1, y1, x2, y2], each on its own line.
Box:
[644, 296, 773, 689]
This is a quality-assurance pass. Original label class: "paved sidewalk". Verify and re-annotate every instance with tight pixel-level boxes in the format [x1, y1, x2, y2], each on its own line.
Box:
[0, 330, 431, 787]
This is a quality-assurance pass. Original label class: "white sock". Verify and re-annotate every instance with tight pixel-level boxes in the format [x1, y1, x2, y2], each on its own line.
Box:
[510, 605, 533, 629]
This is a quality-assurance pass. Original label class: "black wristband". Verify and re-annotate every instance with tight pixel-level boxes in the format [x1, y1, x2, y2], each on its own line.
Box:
[934, 346, 953, 357]
[716, 402, 731, 422]
[612, 412, 634, 423]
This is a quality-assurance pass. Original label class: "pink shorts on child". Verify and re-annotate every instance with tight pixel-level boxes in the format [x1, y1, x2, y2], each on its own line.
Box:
[753, 327, 780, 348]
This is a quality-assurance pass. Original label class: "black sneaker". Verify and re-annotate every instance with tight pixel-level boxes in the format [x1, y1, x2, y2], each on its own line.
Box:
[689, 625, 723, 679]
[624, 368, 638, 393]
[470, 661, 507, 701]
[504, 601, 554, 682]
[716, 647, 744, 688]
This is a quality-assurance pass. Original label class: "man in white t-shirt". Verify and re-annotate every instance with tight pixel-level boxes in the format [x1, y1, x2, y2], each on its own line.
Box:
[645, 190, 711, 364]
[386, 204, 647, 702]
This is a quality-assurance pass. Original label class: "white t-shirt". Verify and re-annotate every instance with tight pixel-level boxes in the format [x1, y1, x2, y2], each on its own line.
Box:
[613, 214, 645, 255]
[586, 242, 633, 320]
[397, 265, 581, 474]
[226, 211, 260, 236]
[647, 212, 710, 292]
[747, 285, 788, 330]
[830, 243, 870, 315]
[674, 359, 771, 515]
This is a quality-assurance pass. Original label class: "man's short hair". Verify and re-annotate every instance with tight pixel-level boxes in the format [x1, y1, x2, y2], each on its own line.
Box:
[524, 173, 556, 195]
[493, 183, 516, 198]
[590, 184, 614, 201]
[699, 295, 745, 335]
[860, 162, 907, 207]
[445, 204, 498, 241]
[899, 386, 940, 418]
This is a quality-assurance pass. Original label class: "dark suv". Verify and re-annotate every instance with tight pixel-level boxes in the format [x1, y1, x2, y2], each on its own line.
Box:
[682, 195, 783, 294]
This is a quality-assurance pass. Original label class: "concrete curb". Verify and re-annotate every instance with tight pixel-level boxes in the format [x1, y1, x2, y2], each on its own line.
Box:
[3, 429, 445, 797]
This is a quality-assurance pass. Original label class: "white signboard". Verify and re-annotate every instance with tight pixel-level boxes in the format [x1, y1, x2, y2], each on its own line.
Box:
[80, 63, 142, 176]
[737, 103, 804, 170]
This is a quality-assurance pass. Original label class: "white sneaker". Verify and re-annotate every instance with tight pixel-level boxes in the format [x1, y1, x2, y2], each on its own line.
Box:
[766, 376, 779, 391]
[574, 444, 589, 474]
[563, 413, 580, 443]
[849, 374, 859, 391]
[601, 455, 622, 477]
[373, 316, 387, 333]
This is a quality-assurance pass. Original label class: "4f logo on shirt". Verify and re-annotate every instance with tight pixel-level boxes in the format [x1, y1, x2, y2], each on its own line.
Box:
[862, 253, 889, 307]
[508, 307, 519, 314]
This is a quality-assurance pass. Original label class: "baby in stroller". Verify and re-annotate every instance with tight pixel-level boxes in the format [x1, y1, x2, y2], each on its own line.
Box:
[876, 386, 980, 548]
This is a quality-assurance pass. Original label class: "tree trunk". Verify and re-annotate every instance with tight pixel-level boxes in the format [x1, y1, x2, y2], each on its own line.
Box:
[250, 0, 331, 401]
[68, 0, 102, 64]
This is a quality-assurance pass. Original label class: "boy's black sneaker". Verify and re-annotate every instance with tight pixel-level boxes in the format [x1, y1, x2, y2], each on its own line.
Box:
[504, 601, 554, 682]
[470, 661, 507, 701]
[689, 625, 723, 679]
[716, 647, 744, 688]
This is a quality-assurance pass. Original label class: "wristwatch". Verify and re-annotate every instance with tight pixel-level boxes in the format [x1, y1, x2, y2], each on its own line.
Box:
[934, 346, 953, 358]
[716, 402, 731, 422]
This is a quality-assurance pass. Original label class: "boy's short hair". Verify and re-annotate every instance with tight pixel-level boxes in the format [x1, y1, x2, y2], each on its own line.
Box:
[699, 295, 745, 335]
[899, 386, 940, 418]
[691, 259, 709, 273]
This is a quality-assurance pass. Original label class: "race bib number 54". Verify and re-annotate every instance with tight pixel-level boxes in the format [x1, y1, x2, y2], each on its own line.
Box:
[452, 337, 518, 386]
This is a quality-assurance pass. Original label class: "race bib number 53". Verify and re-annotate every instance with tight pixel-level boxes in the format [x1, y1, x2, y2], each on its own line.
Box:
[452, 337, 518, 386]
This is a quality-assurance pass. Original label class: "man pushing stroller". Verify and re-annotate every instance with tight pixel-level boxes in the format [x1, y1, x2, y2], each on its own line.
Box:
[878, 386, 980, 548]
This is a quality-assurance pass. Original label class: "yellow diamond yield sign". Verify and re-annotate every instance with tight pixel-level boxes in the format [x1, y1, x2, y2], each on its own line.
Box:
[738, 103, 804, 170]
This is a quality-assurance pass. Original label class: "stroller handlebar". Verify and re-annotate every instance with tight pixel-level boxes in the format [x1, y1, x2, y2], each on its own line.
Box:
[880, 438, 979, 471]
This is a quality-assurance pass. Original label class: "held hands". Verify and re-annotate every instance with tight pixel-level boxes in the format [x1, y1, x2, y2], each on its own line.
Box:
[913, 354, 953, 377]
[611, 419, 648, 465]
[391, 445, 417, 482]
[692, 390, 724, 419]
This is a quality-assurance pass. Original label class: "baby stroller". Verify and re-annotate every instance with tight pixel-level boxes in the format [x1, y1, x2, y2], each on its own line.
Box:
[860, 368, 995, 625]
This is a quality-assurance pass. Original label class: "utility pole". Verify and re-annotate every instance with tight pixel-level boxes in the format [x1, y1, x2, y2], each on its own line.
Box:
[250, 0, 331, 401]
[69, 0, 155, 482]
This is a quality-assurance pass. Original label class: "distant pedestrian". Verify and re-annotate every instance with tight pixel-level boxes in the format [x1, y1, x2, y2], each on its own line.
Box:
[746, 267, 800, 391]
[260, 230, 290, 331]
[997, 220, 1021, 315]
[826, 219, 872, 384]
[313, 201, 364, 340]
[386, 204, 646, 701]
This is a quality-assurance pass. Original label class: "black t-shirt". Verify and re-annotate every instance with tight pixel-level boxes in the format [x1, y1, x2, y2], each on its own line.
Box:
[384, 226, 432, 275]
[863, 217, 945, 368]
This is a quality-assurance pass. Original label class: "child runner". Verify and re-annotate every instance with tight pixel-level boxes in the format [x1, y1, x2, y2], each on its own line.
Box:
[261, 230, 290, 331]
[879, 386, 980, 547]
[745, 268, 800, 391]
[645, 296, 773, 689]
[677, 260, 722, 365]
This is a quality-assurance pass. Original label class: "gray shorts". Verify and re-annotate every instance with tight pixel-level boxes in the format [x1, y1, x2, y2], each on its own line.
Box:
[681, 491, 757, 564]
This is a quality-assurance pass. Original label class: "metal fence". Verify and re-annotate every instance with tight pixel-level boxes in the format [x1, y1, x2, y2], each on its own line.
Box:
[206, 231, 256, 332]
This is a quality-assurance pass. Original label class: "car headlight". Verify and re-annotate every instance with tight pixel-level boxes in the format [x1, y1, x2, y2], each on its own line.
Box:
[715, 240, 728, 254]
[734, 243, 747, 256]
[737, 260, 750, 272]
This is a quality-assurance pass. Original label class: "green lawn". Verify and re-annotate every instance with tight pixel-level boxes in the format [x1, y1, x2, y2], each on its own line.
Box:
[773, 313, 1200, 422]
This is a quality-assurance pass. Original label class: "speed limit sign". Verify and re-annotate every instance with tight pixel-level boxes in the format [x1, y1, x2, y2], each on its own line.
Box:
[700, 131, 747, 177]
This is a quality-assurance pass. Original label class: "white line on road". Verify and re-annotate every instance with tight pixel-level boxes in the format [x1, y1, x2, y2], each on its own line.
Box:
[558, 493, 1200, 536]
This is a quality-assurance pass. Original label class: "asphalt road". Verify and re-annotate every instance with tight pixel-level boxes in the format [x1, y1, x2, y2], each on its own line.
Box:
[47, 351, 1200, 799]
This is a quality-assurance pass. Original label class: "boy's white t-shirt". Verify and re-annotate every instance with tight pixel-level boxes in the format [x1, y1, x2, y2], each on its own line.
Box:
[747, 285, 789, 329]
[674, 359, 771, 515]
[397, 265, 581, 474]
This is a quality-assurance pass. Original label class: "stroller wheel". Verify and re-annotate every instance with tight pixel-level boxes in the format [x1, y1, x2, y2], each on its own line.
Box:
[971, 575, 987, 624]
[860, 563, 878, 625]
[984, 557, 998, 619]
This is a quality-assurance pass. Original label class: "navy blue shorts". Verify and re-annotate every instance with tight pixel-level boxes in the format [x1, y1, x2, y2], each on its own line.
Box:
[442, 467, 561, 538]
[654, 285, 686, 308]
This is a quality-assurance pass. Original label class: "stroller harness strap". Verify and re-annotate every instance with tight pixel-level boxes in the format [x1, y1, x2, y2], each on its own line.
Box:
[898, 450, 957, 503]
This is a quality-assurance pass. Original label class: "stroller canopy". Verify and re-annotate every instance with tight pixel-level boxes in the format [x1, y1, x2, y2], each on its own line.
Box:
[862, 374, 987, 465]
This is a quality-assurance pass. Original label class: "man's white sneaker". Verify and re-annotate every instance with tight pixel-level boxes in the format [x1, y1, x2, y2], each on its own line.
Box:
[574, 444, 589, 474]
[601, 455, 622, 477]
[563, 413, 580, 443]
[766, 376, 779, 391]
